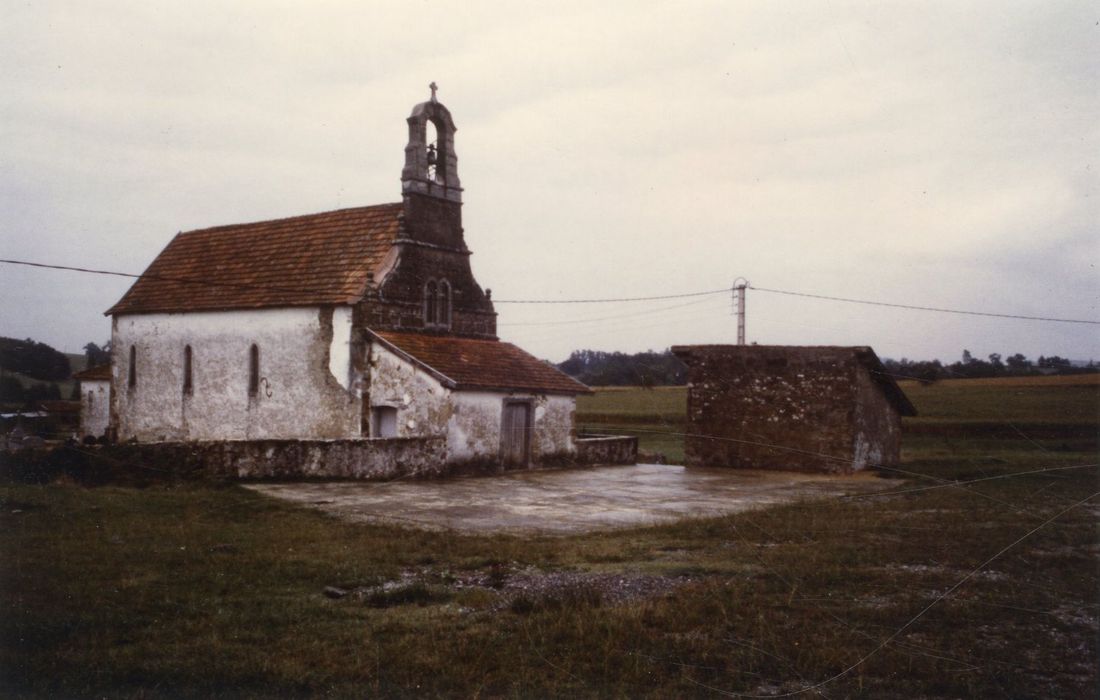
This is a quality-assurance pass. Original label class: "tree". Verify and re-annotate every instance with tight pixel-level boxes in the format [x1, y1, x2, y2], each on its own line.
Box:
[1005, 353, 1031, 373]
[84, 341, 111, 367]
[988, 353, 1004, 375]
[948, 349, 996, 378]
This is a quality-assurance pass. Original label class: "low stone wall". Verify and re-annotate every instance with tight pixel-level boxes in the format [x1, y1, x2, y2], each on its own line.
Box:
[4, 435, 640, 484]
[210, 438, 448, 479]
[575, 434, 638, 466]
[89, 438, 448, 481]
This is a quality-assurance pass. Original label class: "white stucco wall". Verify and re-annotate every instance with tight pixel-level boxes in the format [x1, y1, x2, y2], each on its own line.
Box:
[112, 306, 361, 442]
[79, 379, 111, 438]
[367, 342, 452, 439]
[367, 342, 576, 464]
[448, 391, 576, 463]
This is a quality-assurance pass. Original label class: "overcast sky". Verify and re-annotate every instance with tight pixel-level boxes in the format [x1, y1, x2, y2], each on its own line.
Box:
[2, 1, 1097, 364]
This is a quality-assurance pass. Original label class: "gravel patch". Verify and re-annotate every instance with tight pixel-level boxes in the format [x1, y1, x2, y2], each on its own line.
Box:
[322, 562, 690, 611]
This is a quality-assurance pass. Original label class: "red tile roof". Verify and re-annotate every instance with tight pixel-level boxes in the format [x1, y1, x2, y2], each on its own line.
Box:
[107, 203, 404, 315]
[373, 330, 592, 395]
[73, 364, 111, 381]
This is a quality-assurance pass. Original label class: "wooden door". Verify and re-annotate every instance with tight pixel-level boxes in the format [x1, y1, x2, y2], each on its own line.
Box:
[501, 401, 531, 468]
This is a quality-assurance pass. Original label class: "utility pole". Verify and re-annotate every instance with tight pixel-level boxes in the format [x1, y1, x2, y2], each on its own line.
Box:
[732, 278, 749, 345]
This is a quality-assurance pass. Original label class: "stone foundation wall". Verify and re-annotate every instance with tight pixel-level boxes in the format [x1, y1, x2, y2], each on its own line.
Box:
[77, 434, 636, 482]
[92, 438, 448, 481]
[575, 434, 638, 465]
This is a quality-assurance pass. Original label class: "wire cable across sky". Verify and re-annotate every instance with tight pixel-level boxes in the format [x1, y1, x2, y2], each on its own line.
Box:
[1, 257, 1097, 325]
[749, 285, 1100, 325]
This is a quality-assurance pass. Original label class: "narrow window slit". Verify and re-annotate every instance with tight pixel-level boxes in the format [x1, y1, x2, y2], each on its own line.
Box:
[183, 345, 193, 395]
[248, 344, 260, 397]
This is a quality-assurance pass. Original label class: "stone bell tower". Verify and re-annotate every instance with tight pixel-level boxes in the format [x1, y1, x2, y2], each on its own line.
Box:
[399, 83, 466, 250]
[401, 82, 462, 203]
[370, 84, 494, 338]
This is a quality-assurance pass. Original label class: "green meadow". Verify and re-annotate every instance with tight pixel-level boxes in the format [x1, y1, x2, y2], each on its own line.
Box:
[1, 375, 1096, 697]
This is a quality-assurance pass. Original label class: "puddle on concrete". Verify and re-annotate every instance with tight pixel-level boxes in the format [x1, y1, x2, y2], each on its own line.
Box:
[245, 463, 897, 535]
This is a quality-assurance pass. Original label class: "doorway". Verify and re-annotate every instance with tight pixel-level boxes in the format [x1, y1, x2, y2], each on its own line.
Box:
[500, 400, 532, 469]
[371, 406, 398, 438]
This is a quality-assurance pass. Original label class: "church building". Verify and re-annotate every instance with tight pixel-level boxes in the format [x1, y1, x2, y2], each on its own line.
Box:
[104, 88, 598, 477]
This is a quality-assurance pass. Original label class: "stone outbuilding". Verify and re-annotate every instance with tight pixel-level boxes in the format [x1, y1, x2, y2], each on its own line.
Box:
[73, 364, 112, 439]
[671, 345, 916, 473]
[98, 89, 621, 478]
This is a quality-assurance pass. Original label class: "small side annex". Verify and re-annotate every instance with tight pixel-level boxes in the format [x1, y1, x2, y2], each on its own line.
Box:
[367, 330, 591, 470]
[671, 345, 916, 474]
[72, 364, 111, 439]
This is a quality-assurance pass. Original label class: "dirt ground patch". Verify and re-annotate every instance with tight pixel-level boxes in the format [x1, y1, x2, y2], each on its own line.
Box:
[246, 463, 895, 534]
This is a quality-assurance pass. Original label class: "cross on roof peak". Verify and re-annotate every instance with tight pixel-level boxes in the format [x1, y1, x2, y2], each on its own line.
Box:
[429, 81, 438, 103]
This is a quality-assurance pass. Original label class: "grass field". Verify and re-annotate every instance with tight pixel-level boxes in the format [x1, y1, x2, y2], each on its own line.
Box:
[577, 374, 1100, 463]
[1, 375, 1097, 697]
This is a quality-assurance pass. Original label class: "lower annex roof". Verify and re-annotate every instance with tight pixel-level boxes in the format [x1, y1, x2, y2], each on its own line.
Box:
[372, 330, 592, 396]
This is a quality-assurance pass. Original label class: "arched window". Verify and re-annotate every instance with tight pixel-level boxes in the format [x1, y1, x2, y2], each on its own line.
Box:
[248, 344, 260, 397]
[128, 345, 137, 389]
[183, 345, 193, 395]
[438, 280, 451, 327]
[424, 280, 438, 325]
[425, 119, 442, 183]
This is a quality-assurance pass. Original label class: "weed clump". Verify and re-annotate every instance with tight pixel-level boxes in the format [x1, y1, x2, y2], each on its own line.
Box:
[364, 583, 450, 608]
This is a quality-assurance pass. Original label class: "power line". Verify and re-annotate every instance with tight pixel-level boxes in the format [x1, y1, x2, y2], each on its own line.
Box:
[498, 296, 723, 327]
[493, 288, 732, 304]
[0, 257, 730, 306]
[2, 257, 1097, 325]
[750, 285, 1100, 325]
[0, 258, 332, 296]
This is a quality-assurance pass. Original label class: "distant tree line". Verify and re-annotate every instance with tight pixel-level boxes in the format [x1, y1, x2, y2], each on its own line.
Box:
[555, 346, 1095, 387]
[557, 349, 687, 387]
[0, 336, 71, 381]
[883, 350, 1096, 383]
[0, 337, 112, 405]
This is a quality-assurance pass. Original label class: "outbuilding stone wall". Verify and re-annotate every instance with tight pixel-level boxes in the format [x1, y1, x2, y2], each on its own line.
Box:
[673, 345, 904, 473]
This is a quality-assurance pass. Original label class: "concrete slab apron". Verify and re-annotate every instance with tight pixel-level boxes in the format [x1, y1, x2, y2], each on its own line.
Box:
[245, 464, 898, 535]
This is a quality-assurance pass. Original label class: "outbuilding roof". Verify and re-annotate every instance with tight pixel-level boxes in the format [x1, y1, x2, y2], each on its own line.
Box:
[107, 203, 403, 315]
[72, 364, 112, 381]
[372, 330, 592, 395]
